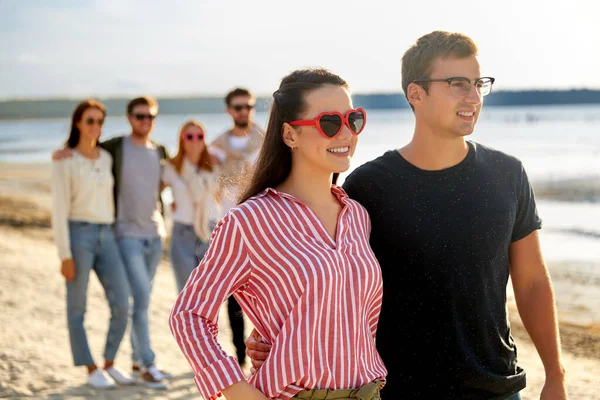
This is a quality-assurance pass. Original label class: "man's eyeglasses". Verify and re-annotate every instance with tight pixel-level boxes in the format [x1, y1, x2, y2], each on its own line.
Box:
[412, 77, 496, 98]
[231, 104, 254, 112]
[130, 113, 156, 121]
[85, 118, 104, 126]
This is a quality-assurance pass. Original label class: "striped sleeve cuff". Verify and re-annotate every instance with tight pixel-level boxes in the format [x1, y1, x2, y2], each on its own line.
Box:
[193, 355, 246, 400]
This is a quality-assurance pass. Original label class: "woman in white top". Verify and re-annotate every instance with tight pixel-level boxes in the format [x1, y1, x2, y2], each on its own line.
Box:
[51, 100, 133, 389]
[163, 120, 218, 291]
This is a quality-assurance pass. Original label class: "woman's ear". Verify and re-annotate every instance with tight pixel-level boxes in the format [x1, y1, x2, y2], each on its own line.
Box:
[282, 122, 298, 149]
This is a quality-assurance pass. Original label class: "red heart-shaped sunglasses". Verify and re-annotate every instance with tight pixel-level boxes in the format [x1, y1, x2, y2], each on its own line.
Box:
[289, 108, 366, 139]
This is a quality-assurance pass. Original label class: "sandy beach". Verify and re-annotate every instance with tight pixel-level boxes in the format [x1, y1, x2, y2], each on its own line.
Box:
[1, 162, 599, 399]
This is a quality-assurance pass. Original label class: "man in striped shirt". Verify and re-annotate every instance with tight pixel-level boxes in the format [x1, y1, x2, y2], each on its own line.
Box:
[247, 32, 567, 400]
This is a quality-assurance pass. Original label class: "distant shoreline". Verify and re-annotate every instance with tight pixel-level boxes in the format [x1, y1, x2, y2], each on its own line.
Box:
[1, 89, 600, 120]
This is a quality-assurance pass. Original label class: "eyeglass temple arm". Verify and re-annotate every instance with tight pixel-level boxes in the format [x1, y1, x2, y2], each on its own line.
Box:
[289, 120, 316, 126]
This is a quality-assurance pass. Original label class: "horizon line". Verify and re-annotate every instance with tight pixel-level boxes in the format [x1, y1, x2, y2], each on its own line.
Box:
[2, 87, 600, 103]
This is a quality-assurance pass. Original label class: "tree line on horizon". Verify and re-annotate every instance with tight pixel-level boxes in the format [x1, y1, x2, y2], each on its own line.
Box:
[0, 89, 599, 119]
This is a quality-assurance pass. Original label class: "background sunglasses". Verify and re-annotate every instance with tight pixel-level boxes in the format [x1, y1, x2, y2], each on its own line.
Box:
[131, 113, 156, 121]
[289, 108, 366, 138]
[85, 118, 104, 126]
[232, 104, 254, 112]
[184, 132, 205, 141]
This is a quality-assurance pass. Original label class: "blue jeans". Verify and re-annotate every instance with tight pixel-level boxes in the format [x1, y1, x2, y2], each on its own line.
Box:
[67, 221, 130, 366]
[117, 236, 163, 367]
[506, 393, 522, 400]
[169, 222, 208, 292]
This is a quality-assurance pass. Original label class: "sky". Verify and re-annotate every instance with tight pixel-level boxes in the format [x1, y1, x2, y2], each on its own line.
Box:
[0, 0, 599, 99]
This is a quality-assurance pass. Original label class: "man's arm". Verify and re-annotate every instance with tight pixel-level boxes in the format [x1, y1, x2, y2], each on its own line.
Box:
[509, 231, 568, 399]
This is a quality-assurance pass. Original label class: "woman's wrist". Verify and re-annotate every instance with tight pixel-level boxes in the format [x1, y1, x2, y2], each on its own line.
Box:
[221, 380, 267, 400]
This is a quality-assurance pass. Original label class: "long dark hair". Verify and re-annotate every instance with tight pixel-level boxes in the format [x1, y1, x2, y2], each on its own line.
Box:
[66, 99, 106, 148]
[238, 68, 348, 204]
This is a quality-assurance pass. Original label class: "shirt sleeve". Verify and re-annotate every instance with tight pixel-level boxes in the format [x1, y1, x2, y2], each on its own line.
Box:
[51, 160, 72, 260]
[511, 162, 543, 242]
[162, 162, 175, 186]
[208, 146, 227, 164]
[169, 213, 252, 399]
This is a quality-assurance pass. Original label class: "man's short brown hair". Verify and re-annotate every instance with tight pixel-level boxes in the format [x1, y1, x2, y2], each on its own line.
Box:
[225, 88, 254, 107]
[402, 31, 478, 108]
[127, 96, 159, 115]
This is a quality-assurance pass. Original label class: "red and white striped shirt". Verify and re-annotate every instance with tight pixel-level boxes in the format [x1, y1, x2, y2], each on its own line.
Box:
[169, 186, 387, 400]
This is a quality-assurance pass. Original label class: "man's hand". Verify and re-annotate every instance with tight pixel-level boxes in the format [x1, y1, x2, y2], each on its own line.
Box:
[61, 258, 76, 281]
[540, 374, 568, 399]
[245, 329, 271, 372]
[52, 148, 73, 161]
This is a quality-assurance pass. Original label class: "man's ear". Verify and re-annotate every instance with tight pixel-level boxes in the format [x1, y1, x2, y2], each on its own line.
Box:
[407, 82, 424, 108]
[282, 122, 298, 149]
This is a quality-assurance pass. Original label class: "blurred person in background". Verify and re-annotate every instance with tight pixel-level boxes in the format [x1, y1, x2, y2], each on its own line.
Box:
[51, 99, 133, 389]
[208, 87, 265, 366]
[163, 120, 218, 292]
[53, 96, 171, 389]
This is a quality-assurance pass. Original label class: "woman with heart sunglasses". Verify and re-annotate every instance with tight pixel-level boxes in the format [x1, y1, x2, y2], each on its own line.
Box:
[52, 100, 134, 389]
[162, 120, 219, 292]
[170, 68, 386, 400]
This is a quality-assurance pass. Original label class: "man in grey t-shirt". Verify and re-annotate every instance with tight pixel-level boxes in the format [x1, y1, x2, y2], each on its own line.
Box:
[109, 97, 170, 389]
[116, 135, 165, 239]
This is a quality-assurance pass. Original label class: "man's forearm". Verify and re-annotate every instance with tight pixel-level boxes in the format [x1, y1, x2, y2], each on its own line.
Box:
[513, 275, 565, 379]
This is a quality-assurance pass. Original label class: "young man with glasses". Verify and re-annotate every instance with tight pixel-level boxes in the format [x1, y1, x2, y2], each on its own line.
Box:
[53, 96, 171, 389]
[208, 88, 265, 367]
[246, 32, 567, 399]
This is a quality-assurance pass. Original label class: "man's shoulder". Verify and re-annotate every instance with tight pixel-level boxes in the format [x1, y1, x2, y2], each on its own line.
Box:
[210, 130, 230, 144]
[100, 135, 125, 147]
[150, 139, 169, 158]
[470, 141, 523, 170]
[345, 150, 398, 184]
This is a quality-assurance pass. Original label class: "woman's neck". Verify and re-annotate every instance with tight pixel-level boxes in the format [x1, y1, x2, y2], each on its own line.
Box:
[184, 151, 201, 165]
[75, 139, 99, 159]
[277, 165, 334, 206]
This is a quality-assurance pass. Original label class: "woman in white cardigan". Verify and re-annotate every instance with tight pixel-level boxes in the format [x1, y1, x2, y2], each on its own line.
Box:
[163, 120, 219, 291]
[51, 100, 133, 389]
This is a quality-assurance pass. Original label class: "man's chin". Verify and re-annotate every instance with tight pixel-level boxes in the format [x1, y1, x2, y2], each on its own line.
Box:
[234, 121, 250, 129]
[132, 130, 151, 138]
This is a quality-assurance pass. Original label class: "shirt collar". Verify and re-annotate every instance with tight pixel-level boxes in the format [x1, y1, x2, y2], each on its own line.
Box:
[256, 185, 350, 205]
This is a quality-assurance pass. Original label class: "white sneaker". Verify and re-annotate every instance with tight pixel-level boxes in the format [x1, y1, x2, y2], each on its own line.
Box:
[133, 362, 171, 380]
[153, 366, 172, 381]
[141, 365, 169, 389]
[105, 366, 136, 385]
[87, 369, 116, 389]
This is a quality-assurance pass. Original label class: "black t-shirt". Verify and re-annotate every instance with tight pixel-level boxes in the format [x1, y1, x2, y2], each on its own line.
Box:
[343, 141, 542, 399]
